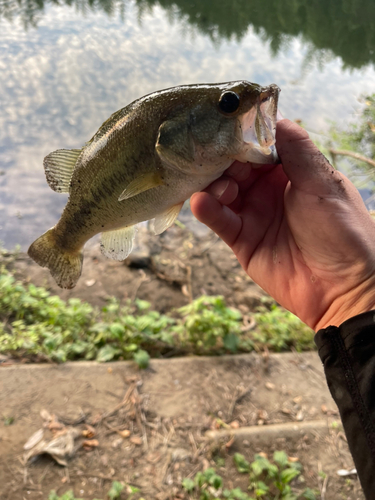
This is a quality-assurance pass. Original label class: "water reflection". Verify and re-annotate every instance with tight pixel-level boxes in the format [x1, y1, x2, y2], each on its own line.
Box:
[1, 0, 375, 249]
[1, 0, 375, 68]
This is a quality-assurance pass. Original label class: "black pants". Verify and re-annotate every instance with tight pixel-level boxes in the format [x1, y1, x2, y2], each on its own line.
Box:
[316, 311, 375, 499]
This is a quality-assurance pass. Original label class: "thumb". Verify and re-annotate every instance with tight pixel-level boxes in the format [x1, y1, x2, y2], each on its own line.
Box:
[276, 119, 346, 197]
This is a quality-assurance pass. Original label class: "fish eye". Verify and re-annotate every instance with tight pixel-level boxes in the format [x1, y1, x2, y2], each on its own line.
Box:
[218, 91, 240, 114]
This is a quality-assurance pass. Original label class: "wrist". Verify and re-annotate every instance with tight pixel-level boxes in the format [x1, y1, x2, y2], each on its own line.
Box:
[314, 278, 375, 331]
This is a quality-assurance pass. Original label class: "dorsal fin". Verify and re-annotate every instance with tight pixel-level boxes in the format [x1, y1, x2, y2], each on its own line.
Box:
[44, 149, 82, 193]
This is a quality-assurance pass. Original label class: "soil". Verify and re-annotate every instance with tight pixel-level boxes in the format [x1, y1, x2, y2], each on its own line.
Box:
[8, 221, 264, 314]
[0, 223, 365, 499]
[0, 355, 363, 500]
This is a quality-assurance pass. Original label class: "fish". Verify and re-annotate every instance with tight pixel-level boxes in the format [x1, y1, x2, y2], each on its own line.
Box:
[28, 81, 280, 289]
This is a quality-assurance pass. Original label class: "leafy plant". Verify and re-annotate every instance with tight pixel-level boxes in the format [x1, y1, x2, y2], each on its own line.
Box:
[312, 94, 375, 185]
[107, 481, 125, 499]
[252, 305, 315, 352]
[234, 452, 317, 500]
[0, 257, 315, 362]
[47, 480, 136, 499]
[171, 295, 243, 353]
[182, 453, 317, 499]
[182, 467, 252, 500]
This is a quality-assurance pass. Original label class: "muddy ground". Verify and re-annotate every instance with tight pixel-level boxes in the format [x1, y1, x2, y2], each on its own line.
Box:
[0, 223, 365, 499]
[0, 354, 364, 500]
[8, 221, 264, 314]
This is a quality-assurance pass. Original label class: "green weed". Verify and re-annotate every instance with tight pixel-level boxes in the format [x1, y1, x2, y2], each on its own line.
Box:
[252, 305, 315, 352]
[0, 262, 314, 362]
[48, 480, 130, 500]
[311, 93, 375, 185]
[182, 453, 318, 500]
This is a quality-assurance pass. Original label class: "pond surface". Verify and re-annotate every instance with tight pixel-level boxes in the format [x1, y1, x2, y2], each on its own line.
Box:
[1, 0, 375, 248]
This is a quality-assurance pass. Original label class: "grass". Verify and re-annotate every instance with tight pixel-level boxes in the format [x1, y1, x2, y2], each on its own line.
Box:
[0, 254, 315, 365]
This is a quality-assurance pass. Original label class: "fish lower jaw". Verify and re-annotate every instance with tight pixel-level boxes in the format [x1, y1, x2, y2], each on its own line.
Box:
[233, 144, 278, 165]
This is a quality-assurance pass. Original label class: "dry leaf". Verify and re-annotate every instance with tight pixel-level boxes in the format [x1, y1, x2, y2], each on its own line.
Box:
[24, 429, 44, 450]
[265, 382, 275, 391]
[40, 409, 52, 422]
[230, 420, 240, 429]
[82, 425, 96, 439]
[288, 456, 299, 462]
[225, 436, 235, 448]
[49, 421, 64, 432]
[24, 427, 81, 466]
[296, 410, 304, 421]
[258, 452, 268, 458]
[130, 436, 142, 446]
[83, 439, 99, 451]
[119, 429, 131, 438]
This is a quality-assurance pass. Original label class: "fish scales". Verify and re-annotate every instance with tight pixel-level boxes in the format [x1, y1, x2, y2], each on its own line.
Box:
[28, 81, 280, 288]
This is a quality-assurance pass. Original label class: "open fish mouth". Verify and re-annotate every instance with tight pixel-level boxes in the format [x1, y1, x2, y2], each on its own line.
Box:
[236, 84, 280, 165]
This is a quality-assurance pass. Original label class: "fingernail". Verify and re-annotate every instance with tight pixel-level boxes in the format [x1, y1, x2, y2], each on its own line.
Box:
[211, 179, 229, 199]
[276, 110, 284, 121]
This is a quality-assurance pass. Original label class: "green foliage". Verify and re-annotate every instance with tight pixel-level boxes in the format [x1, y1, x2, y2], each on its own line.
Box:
[182, 452, 318, 499]
[107, 481, 125, 499]
[2, 415, 14, 425]
[47, 481, 134, 500]
[48, 491, 83, 500]
[315, 94, 375, 183]
[133, 349, 150, 369]
[3, 0, 375, 70]
[172, 295, 242, 353]
[233, 452, 317, 500]
[0, 261, 315, 362]
[182, 467, 253, 500]
[252, 305, 315, 352]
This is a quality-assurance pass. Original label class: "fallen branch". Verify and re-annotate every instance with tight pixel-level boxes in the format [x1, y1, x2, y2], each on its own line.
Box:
[329, 148, 375, 168]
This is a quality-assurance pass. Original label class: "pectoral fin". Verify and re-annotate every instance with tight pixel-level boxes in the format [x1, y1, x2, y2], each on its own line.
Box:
[150, 202, 184, 235]
[118, 172, 164, 201]
[100, 225, 137, 261]
[44, 149, 82, 193]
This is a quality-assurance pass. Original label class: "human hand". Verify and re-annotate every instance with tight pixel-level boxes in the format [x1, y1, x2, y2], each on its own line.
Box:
[191, 119, 375, 331]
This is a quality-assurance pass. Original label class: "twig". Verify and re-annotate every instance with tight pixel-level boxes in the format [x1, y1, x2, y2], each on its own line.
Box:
[103, 421, 130, 437]
[321, 474, 329, 499]
[185, 265, 193, 303]
[131, 270, 149, 301]
[227, 387, 253, 420]
[70, 472, 128, 482]
[329, 148, 375, 168]
[97, 382, 136, 423]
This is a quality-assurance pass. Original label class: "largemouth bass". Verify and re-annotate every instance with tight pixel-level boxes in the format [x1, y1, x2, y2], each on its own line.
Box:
[28, 81, 280, 289]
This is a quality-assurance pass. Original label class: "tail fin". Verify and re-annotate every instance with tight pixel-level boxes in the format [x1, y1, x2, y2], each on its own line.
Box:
[28, 228, 83, 289]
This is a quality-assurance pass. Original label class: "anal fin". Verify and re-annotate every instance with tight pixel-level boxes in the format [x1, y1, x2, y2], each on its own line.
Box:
[44, 149, 82, 193]
[150, 202, 184, 235]
[100, 225, 137, 261]
[118, 172, 164, 201]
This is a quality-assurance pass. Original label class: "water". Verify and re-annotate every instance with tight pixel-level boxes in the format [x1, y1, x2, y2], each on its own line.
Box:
[0, 0, 375, 249]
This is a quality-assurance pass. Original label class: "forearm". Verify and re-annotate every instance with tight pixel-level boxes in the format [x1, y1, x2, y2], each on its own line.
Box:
[315, 311, 375, 499]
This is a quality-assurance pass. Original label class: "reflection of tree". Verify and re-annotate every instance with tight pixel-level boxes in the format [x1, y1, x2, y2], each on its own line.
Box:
[1, 0, 375, 69]
[139, 0, 375, 69]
